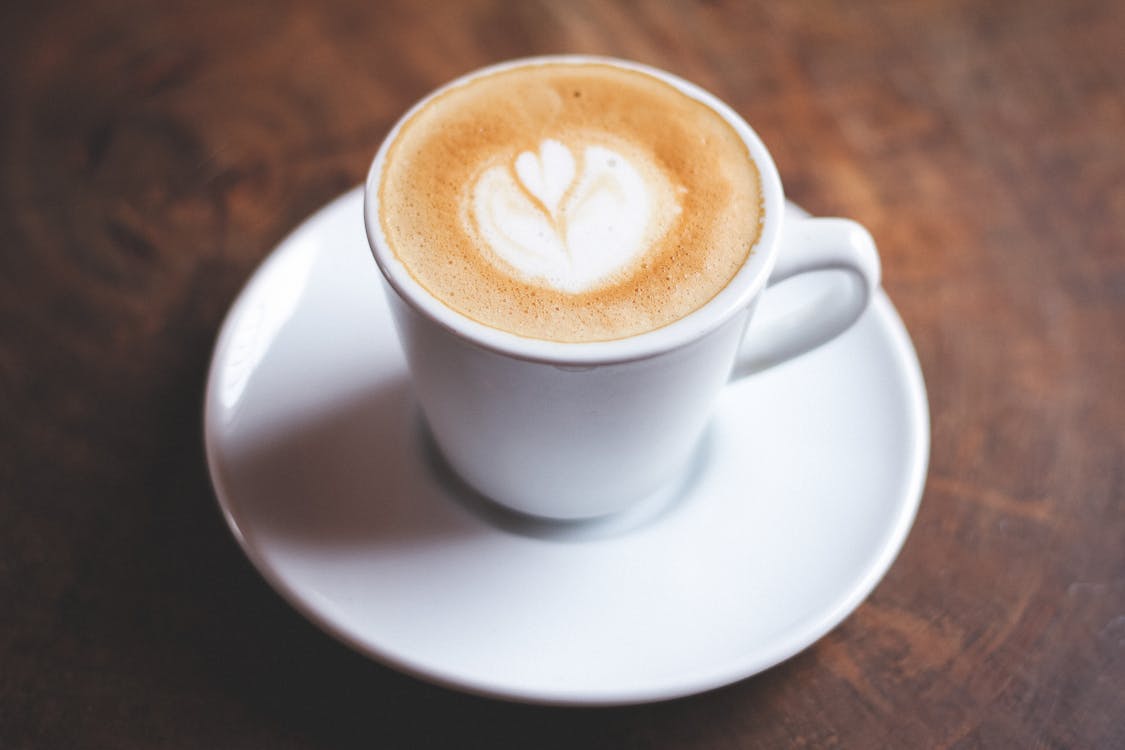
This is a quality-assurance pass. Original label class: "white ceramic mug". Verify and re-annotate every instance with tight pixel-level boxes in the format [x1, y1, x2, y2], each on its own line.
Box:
[364, 56, 880, 520]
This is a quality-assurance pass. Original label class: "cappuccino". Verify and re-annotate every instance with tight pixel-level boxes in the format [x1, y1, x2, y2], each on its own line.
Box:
[378, 61, 762, 342]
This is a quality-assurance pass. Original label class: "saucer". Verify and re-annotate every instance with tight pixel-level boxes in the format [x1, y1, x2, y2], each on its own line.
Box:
[204, 188, 929, 706]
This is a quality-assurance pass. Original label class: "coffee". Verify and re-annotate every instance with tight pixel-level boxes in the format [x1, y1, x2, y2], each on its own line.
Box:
[378, 61, 762, 342]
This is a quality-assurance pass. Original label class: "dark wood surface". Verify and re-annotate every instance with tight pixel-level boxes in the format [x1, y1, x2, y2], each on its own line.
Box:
[3, 0, 1123, 747]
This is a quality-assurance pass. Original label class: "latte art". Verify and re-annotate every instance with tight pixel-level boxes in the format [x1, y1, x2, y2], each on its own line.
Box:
[471, 138, 679, 293]
[378, 61, 762, 342]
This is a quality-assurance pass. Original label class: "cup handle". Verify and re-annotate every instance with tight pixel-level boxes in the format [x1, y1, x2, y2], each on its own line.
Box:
[731, 218, 881, 379]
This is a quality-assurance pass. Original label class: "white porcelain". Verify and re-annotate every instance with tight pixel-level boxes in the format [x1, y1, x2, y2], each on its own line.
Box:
[364, 55, 880, 519]
[204, 188, 929, 706]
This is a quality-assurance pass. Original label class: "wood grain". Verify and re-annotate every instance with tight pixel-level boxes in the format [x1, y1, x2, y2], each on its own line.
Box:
[2, 0, 1123, 747]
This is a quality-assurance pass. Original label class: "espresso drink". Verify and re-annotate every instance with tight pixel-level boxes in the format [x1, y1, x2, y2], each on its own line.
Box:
[378, 61, 762, 342]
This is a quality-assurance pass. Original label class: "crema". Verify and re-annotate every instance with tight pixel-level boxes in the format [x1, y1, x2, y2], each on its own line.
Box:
[378, 61, 762, 342]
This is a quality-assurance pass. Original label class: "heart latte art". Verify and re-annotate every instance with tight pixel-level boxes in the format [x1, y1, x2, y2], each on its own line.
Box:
[377, 62, 762, 342]
[471, 138, 679, 293]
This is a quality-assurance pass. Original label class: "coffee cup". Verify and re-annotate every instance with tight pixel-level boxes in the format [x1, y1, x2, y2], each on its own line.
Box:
[364, 56, 879, 520]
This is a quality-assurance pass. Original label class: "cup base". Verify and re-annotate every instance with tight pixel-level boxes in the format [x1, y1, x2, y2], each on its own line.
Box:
[418, 418, 715, 541]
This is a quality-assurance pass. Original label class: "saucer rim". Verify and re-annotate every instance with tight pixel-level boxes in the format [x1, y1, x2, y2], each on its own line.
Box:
[203, 188, 930, 706]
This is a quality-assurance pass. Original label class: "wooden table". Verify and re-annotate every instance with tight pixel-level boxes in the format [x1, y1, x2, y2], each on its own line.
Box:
[3, 1, 1122, 746]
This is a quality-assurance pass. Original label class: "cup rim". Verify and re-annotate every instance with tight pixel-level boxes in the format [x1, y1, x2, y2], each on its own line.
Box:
[363, 55, 785, 366]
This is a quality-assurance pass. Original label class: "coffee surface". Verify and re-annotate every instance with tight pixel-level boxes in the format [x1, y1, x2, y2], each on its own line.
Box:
[378, 62, 762, 342]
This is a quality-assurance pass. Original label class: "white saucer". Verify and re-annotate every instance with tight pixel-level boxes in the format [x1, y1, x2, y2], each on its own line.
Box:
[204, 188, 929, 706]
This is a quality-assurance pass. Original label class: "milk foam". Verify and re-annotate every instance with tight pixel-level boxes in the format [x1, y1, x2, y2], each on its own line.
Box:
[471, 138, 678, 293]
